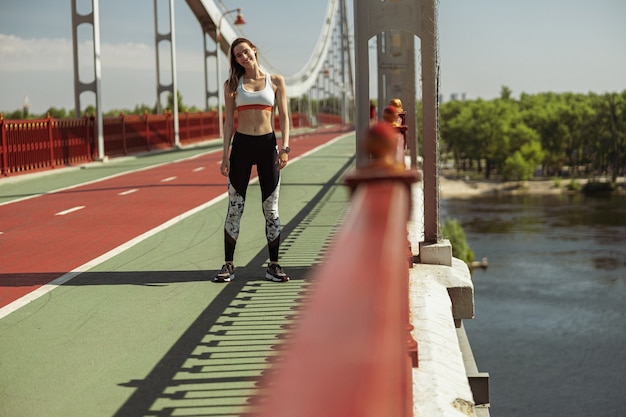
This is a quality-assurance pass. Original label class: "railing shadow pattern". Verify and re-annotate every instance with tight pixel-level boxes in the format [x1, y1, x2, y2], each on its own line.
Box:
[113, 275, 312, 417]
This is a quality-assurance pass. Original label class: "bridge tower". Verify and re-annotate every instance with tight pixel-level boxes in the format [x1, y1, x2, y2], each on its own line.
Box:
[71, 0, 104, 160]
[153, 0, 181, 147]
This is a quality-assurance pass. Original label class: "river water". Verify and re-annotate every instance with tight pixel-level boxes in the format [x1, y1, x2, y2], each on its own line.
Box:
[441, 193, 626, 417]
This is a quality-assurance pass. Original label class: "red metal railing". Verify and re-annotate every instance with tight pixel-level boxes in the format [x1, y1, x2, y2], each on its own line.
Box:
[0, 111, 313, 177]
[254, 123, 419, 416]
[255, 177, 418, 417]
[317, 112, 344, 125]
[0, 114, 96, 176]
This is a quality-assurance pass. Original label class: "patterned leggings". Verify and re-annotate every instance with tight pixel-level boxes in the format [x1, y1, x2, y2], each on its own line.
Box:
[224, 131, 281, 262]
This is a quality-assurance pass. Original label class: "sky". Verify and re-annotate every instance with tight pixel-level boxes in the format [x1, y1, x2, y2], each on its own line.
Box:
[0, 0, 625, 115]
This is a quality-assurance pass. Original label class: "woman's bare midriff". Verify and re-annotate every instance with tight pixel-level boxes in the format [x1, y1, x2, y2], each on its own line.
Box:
[237, 109, 274, 135]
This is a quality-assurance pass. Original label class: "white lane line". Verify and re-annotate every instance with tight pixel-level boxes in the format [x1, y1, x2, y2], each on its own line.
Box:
[161, 176, 177, 182]
[192, 167, 205, 172]
[0, 147, 222, 208]
[118, 189, 139, 196]
[55, 206, 86, 216]
[0, 190, 230, 320]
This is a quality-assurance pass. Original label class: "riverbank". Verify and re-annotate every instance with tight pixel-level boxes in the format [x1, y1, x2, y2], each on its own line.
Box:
[439, 172, 626, 198]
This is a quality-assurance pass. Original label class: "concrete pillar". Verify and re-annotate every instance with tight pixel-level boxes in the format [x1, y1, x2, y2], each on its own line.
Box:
[352, 0, 440, 247]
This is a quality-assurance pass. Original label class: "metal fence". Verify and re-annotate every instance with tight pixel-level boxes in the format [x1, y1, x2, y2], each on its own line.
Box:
[0, 111, 319, 177]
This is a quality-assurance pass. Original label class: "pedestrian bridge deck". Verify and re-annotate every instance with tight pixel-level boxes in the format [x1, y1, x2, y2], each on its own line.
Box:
[0, 127, 355, 417]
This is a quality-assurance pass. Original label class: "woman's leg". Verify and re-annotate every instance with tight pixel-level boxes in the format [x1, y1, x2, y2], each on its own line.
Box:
[256, 133, 281, 263]
[224, 133, 254, 262]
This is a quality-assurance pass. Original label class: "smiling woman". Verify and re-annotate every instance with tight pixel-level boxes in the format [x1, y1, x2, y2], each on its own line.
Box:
[214, 37, 292, 283]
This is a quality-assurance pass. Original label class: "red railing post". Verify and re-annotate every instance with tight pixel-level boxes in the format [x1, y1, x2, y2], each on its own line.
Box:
[171, 110, 176, 146]
[164, 110, 171, 146]
[169, 110, 174, 146]
[91, 114, 97, 161]
[200, 110, 204, 139]
[144, 110, 151, 151]
[84, 114, 92, 161]
[47, 113, 55, 169]
[120, 112, 127, 155]
[0, 113, 7, 176]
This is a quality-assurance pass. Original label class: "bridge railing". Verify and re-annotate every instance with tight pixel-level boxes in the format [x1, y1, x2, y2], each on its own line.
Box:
[255, 179, 418, 417]
[0, 111, 312, 177]
[254, 124, 419, 417]
[316, 112, 344, 125]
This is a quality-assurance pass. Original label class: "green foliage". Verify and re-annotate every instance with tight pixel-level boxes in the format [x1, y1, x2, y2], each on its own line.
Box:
[165, 90, 185, 112]
[502, 151, 532, 181]
[439, 89, 626, 182]
[500, 85, 513, 100]
[46, 107, 68, 119]
[553, 177, 562, 188]
[83, 105, 96, 117]
[441, 219, 475, 264]
[4, 109, 25, 120]
[566, 179, 581, 191]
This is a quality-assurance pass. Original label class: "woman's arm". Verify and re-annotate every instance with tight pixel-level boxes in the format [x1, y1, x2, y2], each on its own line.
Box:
[273, 74, 290, 152]
[221, 83, 236, 176]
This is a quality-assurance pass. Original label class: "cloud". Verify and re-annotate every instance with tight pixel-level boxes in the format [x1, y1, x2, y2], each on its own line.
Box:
[0, 33, 203, 73]
[0, 34, 71, 71]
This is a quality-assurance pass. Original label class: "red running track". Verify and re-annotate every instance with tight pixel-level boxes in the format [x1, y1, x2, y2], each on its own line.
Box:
[0, 126, 352, 310]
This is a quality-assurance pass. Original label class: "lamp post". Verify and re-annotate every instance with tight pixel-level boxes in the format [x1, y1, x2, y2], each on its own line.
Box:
[216, 8, 245, 139]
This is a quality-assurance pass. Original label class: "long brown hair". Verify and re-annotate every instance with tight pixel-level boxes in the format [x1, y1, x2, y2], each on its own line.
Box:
[226, 38, 258, 97]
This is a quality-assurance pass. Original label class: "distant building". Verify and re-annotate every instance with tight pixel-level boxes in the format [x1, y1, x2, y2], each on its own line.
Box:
[22, 96, 31, 117]
[449, 93, 467, 102]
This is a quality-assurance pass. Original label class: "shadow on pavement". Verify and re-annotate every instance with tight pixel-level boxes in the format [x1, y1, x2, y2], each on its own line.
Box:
[112, 265, 312, 417]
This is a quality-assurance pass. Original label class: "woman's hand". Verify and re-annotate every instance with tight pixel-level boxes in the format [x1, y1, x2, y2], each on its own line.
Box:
[220, 159, 230, 176]
[276, 150, 288, 170]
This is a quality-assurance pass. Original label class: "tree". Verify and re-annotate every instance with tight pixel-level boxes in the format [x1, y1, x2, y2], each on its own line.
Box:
[502, 151, 531, 181]
[166, 90, 185, 113]
[83, 105, 96, 117]
[441, 219, 474, 264]
[500, 85, 513, 100]
[46, 107, 68, 119]
[591, 92, 626, 181]
[4, 110, 25, 120]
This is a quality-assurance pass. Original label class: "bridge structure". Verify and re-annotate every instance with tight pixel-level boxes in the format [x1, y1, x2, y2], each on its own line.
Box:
[0, 0, 489, 416]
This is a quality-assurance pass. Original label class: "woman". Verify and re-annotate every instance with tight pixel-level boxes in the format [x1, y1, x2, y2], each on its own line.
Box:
[214, 38, 291, 283]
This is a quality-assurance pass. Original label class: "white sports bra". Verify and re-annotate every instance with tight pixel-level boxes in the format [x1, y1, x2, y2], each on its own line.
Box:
[236, 73, 275, 112]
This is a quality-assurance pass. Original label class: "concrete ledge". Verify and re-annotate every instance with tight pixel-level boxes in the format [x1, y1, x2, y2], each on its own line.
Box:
[412, 258, 474, 321]
[409, 267, 476, 416]
[457, 323, 490, 408]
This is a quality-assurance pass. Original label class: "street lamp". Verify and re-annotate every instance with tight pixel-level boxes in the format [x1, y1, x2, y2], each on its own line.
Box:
[216, 8, 245, 139]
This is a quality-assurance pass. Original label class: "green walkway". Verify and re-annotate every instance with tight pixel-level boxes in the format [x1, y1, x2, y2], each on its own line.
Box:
[0, 132, 356, 417]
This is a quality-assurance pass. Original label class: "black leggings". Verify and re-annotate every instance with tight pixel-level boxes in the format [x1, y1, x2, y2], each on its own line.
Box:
[224, 131, 281, 262]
